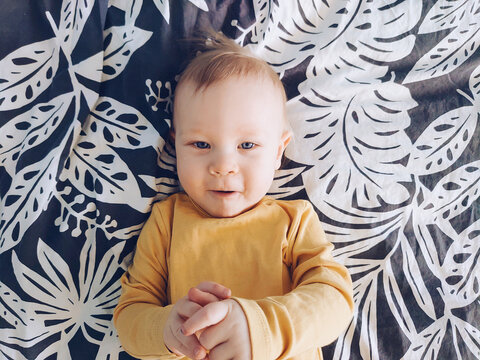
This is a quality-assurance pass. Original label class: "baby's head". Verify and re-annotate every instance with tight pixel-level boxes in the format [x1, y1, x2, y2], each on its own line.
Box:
[172, 32, 291, 218]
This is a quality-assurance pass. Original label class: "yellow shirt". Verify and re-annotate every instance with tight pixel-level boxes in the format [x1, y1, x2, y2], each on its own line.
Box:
[114, 193, 354, 359]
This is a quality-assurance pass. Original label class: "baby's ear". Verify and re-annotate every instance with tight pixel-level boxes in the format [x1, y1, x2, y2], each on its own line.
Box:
[275, 131, 292, 170]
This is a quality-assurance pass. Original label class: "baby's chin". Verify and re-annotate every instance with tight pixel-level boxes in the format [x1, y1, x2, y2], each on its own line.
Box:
[206, 207, 247, 218]
[203, 202, 257, 218]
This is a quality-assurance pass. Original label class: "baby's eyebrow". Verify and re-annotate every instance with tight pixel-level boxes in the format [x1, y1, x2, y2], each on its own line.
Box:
[178, 128, 206, 137]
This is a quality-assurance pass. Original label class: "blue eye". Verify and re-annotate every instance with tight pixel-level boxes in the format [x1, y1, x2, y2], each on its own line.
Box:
[240, 142, 255, 149]
[194, 142, 210, 149]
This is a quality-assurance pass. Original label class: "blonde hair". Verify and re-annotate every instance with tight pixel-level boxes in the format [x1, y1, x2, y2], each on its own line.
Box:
[175, 31, 287, 104]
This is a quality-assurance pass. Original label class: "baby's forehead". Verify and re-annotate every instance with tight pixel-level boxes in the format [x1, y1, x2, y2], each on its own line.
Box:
[173, 75, 287, 133]
[176, 74, 281, 97]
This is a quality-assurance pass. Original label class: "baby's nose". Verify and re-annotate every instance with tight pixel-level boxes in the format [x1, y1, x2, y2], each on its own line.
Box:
[208, 155, 238, 176]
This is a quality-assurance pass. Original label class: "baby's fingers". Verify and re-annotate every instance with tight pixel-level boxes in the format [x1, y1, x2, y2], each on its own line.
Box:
[182, 301, 230, 336]
[188, 287, 222, 306]
[196, 282, 231, 299]
[176, 297, 203, 319]
[165, 325, 207, 359]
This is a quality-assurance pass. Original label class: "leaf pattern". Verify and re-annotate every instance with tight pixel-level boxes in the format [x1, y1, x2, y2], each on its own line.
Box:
[58, 96, 166, 213]
[404, 0, 480, 83]
[5, 234, 124, 360]
[100, 26, 152, 81]
[286, 81, 417, 211]
[0, 1, 479, 359]
[0, 39, 60, 111]
[58, 0, 96, 56]
[0, 93, 78, 254]
[409, 106, 477, 175]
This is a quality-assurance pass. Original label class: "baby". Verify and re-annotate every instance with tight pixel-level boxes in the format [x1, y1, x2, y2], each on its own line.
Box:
[113, 33, 354, 360]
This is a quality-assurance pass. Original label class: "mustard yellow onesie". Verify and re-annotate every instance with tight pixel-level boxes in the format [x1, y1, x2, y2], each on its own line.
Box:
[114, 192, 354, 359]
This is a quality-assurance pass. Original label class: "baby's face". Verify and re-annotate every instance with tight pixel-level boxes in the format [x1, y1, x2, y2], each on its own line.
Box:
[173, 76, 290, 218]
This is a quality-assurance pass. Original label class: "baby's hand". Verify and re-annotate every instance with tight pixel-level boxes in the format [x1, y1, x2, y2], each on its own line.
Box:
[182, 299, 251, 360]
[164, 282, 231, 359]
[188, 281, 231, 307]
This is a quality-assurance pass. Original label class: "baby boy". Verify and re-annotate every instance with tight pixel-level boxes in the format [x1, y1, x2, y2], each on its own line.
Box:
[114, 32, 354, 360]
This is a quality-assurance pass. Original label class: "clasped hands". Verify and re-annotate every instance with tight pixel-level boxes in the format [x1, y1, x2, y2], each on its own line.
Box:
[164, 281, 252, 360]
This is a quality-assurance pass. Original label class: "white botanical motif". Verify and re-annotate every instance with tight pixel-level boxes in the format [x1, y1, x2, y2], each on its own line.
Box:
[153, 0, 209, 24]
[0, 93, 80, 254]
[145, 79, 173, 112]
[287, 80, 417, 211]
[58, 0, 96, 56]
[58, 96, 167, 213]
[243, 1, 480, 359]
[403, 0, 480, 84]
[100, 25, 152, 81]
[269, 165, 308, 199]
[0, 39, 60, 111]
[0, 233, 125, 360]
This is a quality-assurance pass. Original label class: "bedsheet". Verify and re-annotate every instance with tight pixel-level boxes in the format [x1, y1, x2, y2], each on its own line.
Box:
[0, 1, 479, 359]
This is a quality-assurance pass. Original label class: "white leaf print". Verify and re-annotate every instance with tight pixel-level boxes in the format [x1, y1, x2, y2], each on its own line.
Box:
[0, 96, 78, 254]
[383, 258, 417, 341]
[88, 96, 163, 155]
[333, 316, 355, 360]
[138, 174, 179, 197]
[403, 21, 480, 84]
[152, 0, 170, 24]
[12, 250, 75, 308]
[439, 220, 480, 309]
[134, 137, 178, 201]
[0, 93, 74, 175]
[0, 281, 44, 346]
[63, 135, 144, 203]
[3, 235, 125, 358]
[236, 0, 271, 46]
[157, 136, 176, 173]
[412, 210, 442, 275]
[58, 97, 164, 213]
[286, 81, 417, 212]
[343, 259, 384, 278]
[409, 106, 477, 175]
[109, 0, 143, 24]
[419, 0, 479, 33]
[246, 0, 420, 84]
[0, 347, 28, 360]
[302, 0, 420, 91]
[402, 317, 448, 360]
[400, 233, 437, 320]
[100, 25, 152, 81]
[188, 0, 208, 11]
[95, 327, 122, 360]
[73, 51, 103, 84]
[469, 62, 480, 102]
[332, 216, 403, 261]
[268, 166, 307, 199]
[0, 38, 60, 111]
[360, 288, 379, 360]
[452, 317, 480, 359]
[37, 239, 78, 296]
[420, 160, 480, 222]
[58, 0, 96, 55]
[351, 269, 380, 360]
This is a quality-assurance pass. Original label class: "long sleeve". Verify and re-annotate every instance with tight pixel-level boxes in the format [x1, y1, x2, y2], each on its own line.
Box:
[113, 202, 178, 359]
[233, 201, 354, 360]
